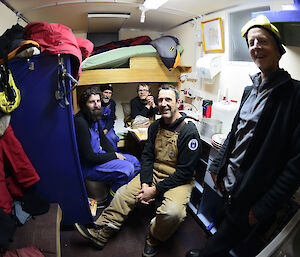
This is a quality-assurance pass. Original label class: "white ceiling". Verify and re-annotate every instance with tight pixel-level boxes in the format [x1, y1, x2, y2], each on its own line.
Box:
[3, 0, 252, 33]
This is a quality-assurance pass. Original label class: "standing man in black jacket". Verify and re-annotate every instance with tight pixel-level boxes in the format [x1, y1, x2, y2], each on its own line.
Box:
[186, 15, 300, 257]
[75, 84, 201, 257]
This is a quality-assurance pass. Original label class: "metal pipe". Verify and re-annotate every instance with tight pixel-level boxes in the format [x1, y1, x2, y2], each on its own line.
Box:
[0, 0, 29, 23]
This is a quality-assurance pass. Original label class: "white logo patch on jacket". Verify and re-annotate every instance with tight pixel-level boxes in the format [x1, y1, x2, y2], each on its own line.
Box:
[188, 139, 198, 150]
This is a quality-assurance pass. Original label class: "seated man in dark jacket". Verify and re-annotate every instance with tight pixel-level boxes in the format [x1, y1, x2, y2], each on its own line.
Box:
[130, 83, 158, 121]
[74, 87, 140, 200]
[186, 15, 300, 257]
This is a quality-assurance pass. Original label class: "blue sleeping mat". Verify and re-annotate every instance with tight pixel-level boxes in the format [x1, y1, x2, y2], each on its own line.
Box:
[9, 54, 93, 225]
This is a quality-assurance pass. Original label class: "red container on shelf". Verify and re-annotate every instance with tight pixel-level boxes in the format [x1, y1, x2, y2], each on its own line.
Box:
[202, 100, 213, 118]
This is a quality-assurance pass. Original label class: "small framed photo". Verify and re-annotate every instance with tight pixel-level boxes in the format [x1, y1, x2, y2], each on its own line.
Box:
[201, 17, 225, 53]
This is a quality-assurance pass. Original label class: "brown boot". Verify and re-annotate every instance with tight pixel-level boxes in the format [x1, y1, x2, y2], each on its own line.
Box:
[75, 223, 118, 249]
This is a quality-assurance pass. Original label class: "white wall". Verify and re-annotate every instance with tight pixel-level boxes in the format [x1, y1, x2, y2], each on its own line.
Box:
[164, 0, 300, 114]
[280, 46, 300, 80]
[0, 3, 27, 35]
[108, 83, 137, 119]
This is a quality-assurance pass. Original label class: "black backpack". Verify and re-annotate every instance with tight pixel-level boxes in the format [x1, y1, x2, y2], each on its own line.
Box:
[0, 24, 25, 59]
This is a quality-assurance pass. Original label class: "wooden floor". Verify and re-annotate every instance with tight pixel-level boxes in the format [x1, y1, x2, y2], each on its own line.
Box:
[60, 205, 208, 257]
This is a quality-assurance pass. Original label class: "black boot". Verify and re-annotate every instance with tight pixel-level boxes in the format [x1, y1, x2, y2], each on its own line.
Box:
[142, 234, 160, 257]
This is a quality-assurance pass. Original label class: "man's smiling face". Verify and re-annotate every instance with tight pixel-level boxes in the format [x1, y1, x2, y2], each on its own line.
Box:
[247, 27, 280, 78]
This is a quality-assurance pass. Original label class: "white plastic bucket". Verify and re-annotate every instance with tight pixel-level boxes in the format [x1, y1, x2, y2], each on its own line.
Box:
[212, 100, 239, 134]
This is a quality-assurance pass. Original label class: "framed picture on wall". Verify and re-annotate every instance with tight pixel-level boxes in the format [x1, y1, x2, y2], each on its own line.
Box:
[201, 17, 224, 53]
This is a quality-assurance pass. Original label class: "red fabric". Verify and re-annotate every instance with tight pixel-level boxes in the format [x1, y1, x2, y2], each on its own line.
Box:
[76, 37, 94, 61]
[92, 36, 152, 55]
[4, 245, 45, 257]
[0, 125, 40, 214]
[24, 22, 93, 79]
[121, 36, 152, 45]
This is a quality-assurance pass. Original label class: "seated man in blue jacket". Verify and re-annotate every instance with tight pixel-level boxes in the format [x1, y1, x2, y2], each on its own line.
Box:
[74, 87, 140, 200]
[186, 15, 300, 257]
[99, 84, 119, 151]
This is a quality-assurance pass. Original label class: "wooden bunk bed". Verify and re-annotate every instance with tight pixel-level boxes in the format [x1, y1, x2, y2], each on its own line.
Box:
[74, 55, 191, 113]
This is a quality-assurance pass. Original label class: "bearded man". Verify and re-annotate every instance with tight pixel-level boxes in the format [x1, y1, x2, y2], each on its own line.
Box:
[74, 87, 140, 201]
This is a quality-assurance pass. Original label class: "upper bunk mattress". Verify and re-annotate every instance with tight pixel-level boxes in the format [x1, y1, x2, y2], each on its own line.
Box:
[81, 45, 158, 70]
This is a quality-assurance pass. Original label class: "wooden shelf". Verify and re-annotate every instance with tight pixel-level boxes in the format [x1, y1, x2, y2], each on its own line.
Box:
[78, 56, 190, 85]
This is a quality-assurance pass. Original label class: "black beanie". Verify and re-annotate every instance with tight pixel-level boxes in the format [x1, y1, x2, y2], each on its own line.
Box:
[100, 84, 113, 92]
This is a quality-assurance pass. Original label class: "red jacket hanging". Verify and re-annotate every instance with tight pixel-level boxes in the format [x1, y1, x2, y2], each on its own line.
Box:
[0, 125, 40, 214]
[24, 22, 93, 79]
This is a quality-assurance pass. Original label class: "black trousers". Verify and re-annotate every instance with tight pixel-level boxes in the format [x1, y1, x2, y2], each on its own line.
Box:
[201, 214, 253, 257]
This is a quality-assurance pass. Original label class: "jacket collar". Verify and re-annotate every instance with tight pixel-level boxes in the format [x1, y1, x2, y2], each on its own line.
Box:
[159, 112, 186, 130]
[250, 69, 292, 92]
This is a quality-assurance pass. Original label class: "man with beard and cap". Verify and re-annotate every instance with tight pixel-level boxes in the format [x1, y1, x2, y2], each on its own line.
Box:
[186, 15, 300, 257]
[75, 84, 201, 257]
[99, 84, 119, 151]
[74, 87, 141, 202]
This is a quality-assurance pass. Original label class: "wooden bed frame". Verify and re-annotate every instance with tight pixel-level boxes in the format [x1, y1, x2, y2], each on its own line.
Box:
[73, 56, 191, 113]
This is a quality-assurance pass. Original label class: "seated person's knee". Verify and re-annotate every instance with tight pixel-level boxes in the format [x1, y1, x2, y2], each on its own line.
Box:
[161, 201, 186, 222]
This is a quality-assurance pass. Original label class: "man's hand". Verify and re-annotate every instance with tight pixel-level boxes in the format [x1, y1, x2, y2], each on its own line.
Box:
[210, 172, 225, 193]
[248, 209, 258, 225]
[103, 129, 108, 135]
[115, 152, 126, 160]
[136, 183, 157, 204]
[146, 95, 156, 109]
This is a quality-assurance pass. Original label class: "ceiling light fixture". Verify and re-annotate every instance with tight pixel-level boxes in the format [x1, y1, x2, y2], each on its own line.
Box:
[88, 13, 130, 19]
[139, 0, 168, 23]
[139, 6, 146, 23]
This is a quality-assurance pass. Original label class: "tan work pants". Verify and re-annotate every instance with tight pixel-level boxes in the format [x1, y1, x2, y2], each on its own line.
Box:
[95, 173, 194, 241]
